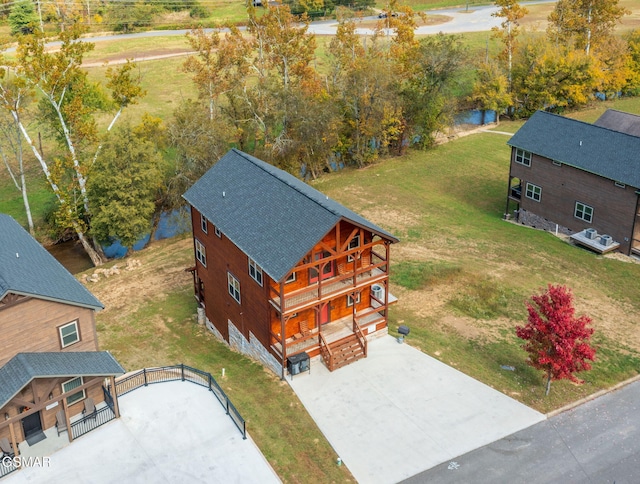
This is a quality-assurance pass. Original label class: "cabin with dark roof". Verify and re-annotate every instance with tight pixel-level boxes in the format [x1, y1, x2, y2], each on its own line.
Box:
[183, 149, 399, 377]
[0, 215, 124, 465]
[505, 111, 640, 256]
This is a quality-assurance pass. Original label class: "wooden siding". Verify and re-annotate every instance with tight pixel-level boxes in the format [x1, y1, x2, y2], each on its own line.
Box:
[191, 207, 271, 347]
[0, 299, 99, 367]
[0, 378, 105, 443]
[510, 148, 639, 254]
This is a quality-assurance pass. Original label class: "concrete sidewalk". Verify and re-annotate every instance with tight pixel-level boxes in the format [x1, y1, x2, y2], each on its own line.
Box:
[5, 381, 280, 484]
[288, 335, 545, 484]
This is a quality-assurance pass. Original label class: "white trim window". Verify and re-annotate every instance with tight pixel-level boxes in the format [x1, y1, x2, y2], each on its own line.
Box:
[515, 149, 532, 166]
[195, 239, 206, 267]
[228, 272, 241, 304]
[62, 377, 85, 406]
[347, 293, 361, 307]
[200, 213, 208, 233]
[525, 183, 542, 202]
[59, 320, 80, 348]
[575, 202, 593, 223]
[285, 272, 296, 284]
[248, 258, 263, 286]
[214, 226, 221, 237]
[347, 234, 361, 262]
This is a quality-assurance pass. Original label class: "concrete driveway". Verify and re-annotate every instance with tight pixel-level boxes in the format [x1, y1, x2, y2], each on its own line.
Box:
[4, 381, 279, 484]
[288, 335, 545, 484]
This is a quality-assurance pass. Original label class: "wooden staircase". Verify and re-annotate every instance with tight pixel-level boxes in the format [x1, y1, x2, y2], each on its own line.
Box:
[320, 326, 367, 371]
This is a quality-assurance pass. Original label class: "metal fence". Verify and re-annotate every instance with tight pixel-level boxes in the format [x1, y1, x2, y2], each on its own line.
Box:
[70, 405, 117, 440]
[0, 457, 17, 479]
[114, 364, 246, 439]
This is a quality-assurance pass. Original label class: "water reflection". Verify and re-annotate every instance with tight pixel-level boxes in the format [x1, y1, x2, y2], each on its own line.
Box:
[46, 240, 94, 275]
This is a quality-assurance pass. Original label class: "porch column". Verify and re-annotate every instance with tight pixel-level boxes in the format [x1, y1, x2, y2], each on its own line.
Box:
[8, 421, 18, 457]
[280, 280, 286, 380]
[110, 376, 121, 418]
[62, 398, 73, 443]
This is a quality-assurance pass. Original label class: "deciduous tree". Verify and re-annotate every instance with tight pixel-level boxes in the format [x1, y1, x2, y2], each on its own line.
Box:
[491, 0, 528, 91]
[547, 0, 629, 56]
[468, 61, 511, 124]
[516, 284, 596, 395]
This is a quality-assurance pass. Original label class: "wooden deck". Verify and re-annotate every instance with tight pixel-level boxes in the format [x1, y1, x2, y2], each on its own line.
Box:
[271, 268, 386, 312]
[570, 230, 620, 254]
[272, 308, 384, 359]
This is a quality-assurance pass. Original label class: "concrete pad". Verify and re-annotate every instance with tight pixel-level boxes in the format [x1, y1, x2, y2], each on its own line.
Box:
[4, 381, 280, 484]
[288, 335, 545, 484]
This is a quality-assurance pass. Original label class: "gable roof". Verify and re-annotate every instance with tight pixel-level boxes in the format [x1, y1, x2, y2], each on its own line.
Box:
[0, 214, 103, 310]
[0, 351, 125, 408]
[507, 111, 640, 188]
[594, 109, 640, 137]
[183, 149, 399, 282]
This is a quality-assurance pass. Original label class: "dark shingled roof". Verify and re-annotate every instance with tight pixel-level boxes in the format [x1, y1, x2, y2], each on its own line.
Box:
[594, 109, 640, 138]
[183, 149, 399, 282]
[0, 352, 125, 408]
[508, 111, 640, 188]
[0, 214, 103, 310]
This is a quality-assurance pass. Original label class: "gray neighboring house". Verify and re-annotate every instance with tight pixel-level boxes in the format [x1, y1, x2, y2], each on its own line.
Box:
[0, 214, 124, 460]
[183, 149, 399, 378]
[505, 110, 640, 256]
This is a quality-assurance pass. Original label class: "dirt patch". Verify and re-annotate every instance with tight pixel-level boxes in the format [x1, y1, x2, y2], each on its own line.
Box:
[360, 207, 421, 234]
[83, 237, 193, 314]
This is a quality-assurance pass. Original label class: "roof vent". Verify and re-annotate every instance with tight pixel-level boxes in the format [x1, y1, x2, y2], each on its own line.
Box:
[222, 191, 226, 197]
[579, 140, 582, 146]
[16, 252, 19, 258]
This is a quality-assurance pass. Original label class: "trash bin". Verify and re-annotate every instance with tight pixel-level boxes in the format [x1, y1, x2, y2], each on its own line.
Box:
[287, 352, 310, 378]
[398, 325, 410, 343]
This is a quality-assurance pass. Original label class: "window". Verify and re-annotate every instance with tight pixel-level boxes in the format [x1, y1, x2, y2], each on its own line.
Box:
[285, 272, 296, 284]
[515, 149, 531, 166]
[62, 377, 85, 406]
[615, 182, 626, 188]
[228, 272, 241, 304]
[214, 226, 221, 237]
[347, 293, 361, 307]
[195, 239, 206, 267]
[347, 234, 361, 262]
[59, 320, 80, 348]
[248, 258, 263, 286]
[200, 213, 208, 233]
[552, 161, 562, 167]
[575, 202, 593, 223]
[525, 183, 542, 202]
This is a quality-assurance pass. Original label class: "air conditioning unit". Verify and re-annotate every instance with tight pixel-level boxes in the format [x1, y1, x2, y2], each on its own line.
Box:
[600, 235, 613, 246]
[371, 284, 383, 300]
[585, 228, 598, 240]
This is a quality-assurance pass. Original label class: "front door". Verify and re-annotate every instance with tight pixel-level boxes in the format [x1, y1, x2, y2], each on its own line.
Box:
[320, 303, 331, 325]
[22, 411, 42, 438]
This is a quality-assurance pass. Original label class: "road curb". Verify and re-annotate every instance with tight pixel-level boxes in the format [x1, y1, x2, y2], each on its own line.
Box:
[546, 373, 640, 418]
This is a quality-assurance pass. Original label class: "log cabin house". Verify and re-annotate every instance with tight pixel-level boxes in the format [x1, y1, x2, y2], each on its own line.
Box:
[0, 214, 124, 460]
[505, 110, 640, 256]
[183, 149, 399, 378]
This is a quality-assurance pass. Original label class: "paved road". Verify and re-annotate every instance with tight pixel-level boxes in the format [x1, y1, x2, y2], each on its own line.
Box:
[402, 378, 640, 483]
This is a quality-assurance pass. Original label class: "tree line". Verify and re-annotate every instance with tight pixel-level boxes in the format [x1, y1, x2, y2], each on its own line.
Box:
[1, 0, 638, 265]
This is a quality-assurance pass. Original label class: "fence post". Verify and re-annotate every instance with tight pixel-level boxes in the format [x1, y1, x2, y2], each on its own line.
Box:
[143, 368, 148, 386]
[181, 363, 185, 381]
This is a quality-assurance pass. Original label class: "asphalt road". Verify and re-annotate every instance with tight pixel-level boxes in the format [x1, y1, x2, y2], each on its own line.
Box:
[402, 378, 640, 483]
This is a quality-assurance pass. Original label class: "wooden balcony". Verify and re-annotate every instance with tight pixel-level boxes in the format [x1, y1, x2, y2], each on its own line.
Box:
[270, 267, 387, 314]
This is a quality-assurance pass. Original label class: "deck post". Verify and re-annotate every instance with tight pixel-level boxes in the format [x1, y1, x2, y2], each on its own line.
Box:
[280, 280, 286, 380]
[110, 375, 121, 418]
[8, 421, 18, 458]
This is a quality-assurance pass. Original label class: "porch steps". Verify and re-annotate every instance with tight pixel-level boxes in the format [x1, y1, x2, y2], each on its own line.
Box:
[327, 334, 366, 371]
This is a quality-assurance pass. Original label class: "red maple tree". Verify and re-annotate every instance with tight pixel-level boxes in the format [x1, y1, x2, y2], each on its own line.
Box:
[516, 284, 596, 395]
